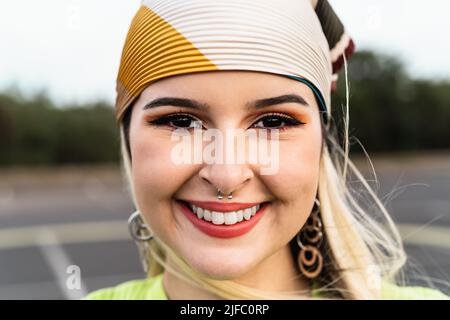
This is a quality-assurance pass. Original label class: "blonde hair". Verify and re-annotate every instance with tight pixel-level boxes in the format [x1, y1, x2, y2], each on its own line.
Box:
[117, 59, 408, 299]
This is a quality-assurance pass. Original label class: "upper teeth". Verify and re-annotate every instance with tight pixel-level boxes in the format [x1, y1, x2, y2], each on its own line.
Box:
[189, 204, 260, 225]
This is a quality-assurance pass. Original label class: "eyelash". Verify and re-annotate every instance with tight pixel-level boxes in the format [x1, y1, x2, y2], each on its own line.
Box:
[147, 112, 306, 131]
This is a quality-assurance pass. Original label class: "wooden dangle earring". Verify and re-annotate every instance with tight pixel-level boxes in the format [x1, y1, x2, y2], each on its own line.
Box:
[296, 198, 324, 279]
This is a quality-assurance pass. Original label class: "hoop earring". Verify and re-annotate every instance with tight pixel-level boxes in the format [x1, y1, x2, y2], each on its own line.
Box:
[296, 198, 324, 279]
[128, 210, 153, 241]
[128, 210, 153, 273]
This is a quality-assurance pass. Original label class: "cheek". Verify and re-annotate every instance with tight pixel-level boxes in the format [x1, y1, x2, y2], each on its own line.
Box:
[130, 130, 192, 232]
[260, 135, 322, 241]
[132, 135, 172, 200]
[265, 132, 322, 203]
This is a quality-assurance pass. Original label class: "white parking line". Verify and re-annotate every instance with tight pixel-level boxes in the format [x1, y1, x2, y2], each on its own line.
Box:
[397, 224, 450, 248]
[36, 228, 88, 299]
[0, 220, 128, 249]
[0, 220, 449, 249]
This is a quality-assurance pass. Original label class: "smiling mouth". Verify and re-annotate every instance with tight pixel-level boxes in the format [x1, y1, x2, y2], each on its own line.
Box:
[176, 200, 270, 226]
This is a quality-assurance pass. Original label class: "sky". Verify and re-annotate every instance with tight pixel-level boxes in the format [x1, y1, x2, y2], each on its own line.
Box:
[1, 0, 449, 106]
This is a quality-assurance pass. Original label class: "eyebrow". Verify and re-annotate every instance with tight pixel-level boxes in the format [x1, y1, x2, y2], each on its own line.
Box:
[248, 94, 309, 109]
[142, 94, 309, 111]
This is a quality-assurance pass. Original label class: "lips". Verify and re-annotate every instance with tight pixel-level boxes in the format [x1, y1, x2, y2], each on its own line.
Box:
[182, 200, 263, 212]
[176, 200, 270, 238]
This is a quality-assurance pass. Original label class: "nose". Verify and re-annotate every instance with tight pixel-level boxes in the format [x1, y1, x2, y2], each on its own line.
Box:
[199, 163, 254, 197]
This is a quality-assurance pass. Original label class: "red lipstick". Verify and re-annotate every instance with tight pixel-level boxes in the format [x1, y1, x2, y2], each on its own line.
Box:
[177, 200, 269, 239]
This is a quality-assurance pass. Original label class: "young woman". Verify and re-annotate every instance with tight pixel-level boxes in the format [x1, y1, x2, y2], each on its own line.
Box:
[83, 0, 449, 299]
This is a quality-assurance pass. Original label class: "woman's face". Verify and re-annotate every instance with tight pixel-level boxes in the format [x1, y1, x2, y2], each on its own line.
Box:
[128, 71, 323, 279]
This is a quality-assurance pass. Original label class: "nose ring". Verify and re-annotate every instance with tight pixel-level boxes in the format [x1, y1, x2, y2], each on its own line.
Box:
[217, 189, 233, 200]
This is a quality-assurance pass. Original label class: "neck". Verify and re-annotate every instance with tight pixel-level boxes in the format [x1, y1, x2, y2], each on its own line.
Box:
[162, 244, 311, 299]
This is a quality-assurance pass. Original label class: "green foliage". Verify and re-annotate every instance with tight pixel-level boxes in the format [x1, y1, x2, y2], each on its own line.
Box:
[0, 91, 120, 166]
[331, 50, 450, 153]
[0, 50, 449, 166]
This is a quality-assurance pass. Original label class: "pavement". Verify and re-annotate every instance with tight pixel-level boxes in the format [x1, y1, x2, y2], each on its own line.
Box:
[0, 153, 449, 299]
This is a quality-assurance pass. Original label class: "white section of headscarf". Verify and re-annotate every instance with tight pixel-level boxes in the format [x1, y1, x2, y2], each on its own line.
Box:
[142, 0, 332, 109]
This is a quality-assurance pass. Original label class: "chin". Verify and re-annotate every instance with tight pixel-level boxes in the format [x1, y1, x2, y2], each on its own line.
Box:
[183, 248, 257, 280]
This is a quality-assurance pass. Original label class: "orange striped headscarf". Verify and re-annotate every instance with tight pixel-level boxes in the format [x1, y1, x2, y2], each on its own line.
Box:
[115, 0, 354, 124]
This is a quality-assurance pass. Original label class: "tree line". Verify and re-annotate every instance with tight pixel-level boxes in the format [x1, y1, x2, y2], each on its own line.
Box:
[0, 50, 449, 166]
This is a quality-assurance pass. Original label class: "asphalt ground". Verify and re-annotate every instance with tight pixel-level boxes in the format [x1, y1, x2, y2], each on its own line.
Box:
[0, 153, 449, 299]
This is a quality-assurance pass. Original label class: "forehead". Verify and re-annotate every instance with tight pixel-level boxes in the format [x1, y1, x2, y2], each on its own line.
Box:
[138, 71, 317, 104]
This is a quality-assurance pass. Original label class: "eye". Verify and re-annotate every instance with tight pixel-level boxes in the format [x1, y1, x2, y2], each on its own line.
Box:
[148, 113, 204, 130]
[252, 113, 305, 130]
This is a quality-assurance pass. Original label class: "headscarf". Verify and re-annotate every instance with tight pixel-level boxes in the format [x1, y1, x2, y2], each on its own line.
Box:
[115, 0, 355, 125]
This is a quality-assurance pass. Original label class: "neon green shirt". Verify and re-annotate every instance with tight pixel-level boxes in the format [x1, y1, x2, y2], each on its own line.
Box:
[82, 273, 449, 300]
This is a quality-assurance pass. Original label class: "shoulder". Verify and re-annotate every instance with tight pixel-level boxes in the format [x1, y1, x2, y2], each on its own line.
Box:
[381, 281, 449, 300]
[82, 273, 167, 300]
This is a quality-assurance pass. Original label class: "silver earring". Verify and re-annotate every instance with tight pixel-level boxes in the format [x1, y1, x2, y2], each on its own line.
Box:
[128, 210, 153, 273]
[128, 210, 153, 241]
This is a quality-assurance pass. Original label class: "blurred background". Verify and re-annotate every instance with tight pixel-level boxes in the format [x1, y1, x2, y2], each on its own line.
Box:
[0, 0, 449, 299]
